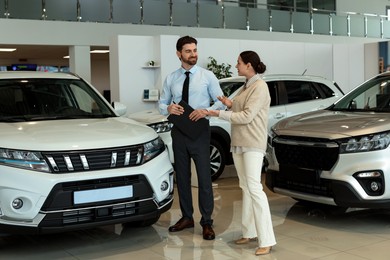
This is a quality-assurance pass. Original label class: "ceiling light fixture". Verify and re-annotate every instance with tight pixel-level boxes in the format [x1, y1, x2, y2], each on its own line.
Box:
[0, 48, 16, 52]
[90, 50, 109, 54]
[63, 49, 109, 58]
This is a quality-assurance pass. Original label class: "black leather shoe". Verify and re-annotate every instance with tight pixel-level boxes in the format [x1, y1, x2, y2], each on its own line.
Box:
[168, 217, 194, 232]
[202, 224, 215, 240]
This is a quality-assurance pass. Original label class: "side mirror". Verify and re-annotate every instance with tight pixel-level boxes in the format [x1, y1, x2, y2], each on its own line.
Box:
[112, 102, 127, 116]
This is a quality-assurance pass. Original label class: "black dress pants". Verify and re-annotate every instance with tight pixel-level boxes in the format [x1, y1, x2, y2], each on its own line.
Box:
[171, 124, 213, 226]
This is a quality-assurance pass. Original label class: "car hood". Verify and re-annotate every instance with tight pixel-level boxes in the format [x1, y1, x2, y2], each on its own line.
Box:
[272, 110, 390, 139]
[128, 109, 167, 124]
[0, 117, 157, 151]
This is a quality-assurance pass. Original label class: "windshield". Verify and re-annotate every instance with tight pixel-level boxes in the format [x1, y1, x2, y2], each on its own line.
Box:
[332, 75, 390, 112]
[0, 78, 116, 122]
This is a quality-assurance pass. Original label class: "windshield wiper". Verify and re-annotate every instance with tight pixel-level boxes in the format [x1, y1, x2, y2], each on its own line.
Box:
[29, 114, 114, 121]
[0, 114, 115, 122]
[87, 114, 114, 118]
[0, 116, 28, 122]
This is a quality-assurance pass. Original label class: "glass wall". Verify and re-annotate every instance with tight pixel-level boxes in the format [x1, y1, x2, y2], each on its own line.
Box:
[267, 0, 335, 13]
[0, 0, 388, 39]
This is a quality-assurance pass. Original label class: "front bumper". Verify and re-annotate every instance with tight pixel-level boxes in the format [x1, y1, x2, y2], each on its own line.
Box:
[266, 169, 390, 209]
[158, 131, 174, 163]
[0, 151, 174, 234]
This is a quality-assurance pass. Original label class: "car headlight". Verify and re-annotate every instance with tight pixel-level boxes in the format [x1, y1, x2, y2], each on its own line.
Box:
[0, 148, 50, 172]
[340, 132, 390, 153]
[148, 121, 173, 133]
[143, 137, 165, 163]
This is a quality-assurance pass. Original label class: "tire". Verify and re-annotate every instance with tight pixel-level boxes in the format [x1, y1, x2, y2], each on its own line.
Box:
[210, 139, 226, 181]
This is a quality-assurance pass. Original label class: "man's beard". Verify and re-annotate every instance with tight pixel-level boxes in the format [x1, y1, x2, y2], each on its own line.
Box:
[182, 56, 197, 66]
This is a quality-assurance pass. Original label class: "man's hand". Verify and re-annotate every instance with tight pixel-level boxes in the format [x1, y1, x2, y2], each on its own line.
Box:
[189, 109, 208, 121]
[168, 103, 184, 115]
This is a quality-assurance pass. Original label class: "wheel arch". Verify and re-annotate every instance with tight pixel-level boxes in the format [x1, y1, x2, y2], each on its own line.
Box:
[210, 126, 233, 165]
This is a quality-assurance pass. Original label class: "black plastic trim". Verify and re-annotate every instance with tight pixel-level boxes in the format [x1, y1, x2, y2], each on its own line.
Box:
[266, 169, 390, 209]
[0, 200, 173, 235]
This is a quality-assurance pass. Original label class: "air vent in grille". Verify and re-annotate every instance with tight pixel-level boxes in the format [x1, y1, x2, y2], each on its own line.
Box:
[274, 136, 339, 171]
[42, 145, 143, 173]
[61, 203, 137, 225]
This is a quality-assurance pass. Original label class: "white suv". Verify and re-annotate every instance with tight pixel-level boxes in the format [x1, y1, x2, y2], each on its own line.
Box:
[0, 71, 174, 234]
[129, 74, 343, 180]
[266, 72, 390, 209]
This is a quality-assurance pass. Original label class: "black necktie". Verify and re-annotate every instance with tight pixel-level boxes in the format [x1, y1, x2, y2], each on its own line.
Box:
[182, 71, 190, 103]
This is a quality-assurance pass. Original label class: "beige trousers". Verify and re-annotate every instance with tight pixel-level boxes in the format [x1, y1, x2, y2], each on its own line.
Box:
[233, 151, 276, 247]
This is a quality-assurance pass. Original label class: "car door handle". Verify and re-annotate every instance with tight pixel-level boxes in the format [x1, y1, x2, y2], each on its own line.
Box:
[274, 113, 285, 119]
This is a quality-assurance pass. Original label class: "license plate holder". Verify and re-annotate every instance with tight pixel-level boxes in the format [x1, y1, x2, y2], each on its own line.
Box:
[73, 185, 133, 205]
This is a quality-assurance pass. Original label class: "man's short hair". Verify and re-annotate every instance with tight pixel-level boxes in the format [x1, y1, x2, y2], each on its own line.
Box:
[176, 36, 197, 51]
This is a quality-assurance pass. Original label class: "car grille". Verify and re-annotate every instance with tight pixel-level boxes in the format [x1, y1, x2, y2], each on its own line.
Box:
[39, 175, 159, 227]
[273, 164, 334, 197]
[42, 145, 144, 173]
[273, 136, 340, 171]
[271, 136, 340, 197]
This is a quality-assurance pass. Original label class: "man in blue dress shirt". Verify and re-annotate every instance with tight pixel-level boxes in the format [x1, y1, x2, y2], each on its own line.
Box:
[159, 35, 224, 240]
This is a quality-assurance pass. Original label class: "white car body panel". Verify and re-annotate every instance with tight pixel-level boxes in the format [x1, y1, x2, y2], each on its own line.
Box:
[1, 118, 156, 151]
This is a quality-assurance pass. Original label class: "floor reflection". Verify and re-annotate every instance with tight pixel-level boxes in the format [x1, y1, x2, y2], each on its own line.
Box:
[1, 169, 390, 259]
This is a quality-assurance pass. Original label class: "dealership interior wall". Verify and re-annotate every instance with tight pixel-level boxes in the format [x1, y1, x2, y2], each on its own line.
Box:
[0, 0, 388, 114]
[110, 33, 378, 114]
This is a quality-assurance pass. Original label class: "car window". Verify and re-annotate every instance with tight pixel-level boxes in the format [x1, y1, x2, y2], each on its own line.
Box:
[220, 81, 243, 97]
[283, 80, 321, 104]
[220, 80, 278, 106]
[316, 82, 336, 98]
[267, 81, 277, 106]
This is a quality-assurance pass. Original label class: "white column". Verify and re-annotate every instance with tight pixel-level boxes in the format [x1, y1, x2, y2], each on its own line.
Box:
[69, 46, 91, 83]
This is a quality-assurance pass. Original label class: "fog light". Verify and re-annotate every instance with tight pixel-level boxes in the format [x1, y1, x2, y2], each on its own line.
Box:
[12, 198, 23, 209]
[161, 181, 169, 191]
[356, 171, 382, 178]
[370, 181, 380, 192]
[353, 170, 384, 196]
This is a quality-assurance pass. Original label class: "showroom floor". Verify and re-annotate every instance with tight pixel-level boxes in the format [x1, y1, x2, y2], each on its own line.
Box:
[2, 166, 390, 260]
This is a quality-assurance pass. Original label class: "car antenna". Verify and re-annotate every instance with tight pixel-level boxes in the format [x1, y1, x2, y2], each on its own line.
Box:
[302, 69, 307, 75]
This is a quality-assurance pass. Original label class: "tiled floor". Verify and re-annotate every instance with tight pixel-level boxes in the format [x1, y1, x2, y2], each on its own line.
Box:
[2, 166, 390, 259]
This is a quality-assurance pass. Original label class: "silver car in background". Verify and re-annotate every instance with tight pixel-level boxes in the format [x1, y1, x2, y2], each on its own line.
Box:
[266, 72, 390, 209]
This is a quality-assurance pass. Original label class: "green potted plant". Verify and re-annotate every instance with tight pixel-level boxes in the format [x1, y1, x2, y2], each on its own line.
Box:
[206, 56, 233, 79]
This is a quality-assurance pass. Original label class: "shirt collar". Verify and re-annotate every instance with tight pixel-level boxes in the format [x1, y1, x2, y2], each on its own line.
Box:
[245, 74, 261, 88]
[180, 65, 198, 74]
